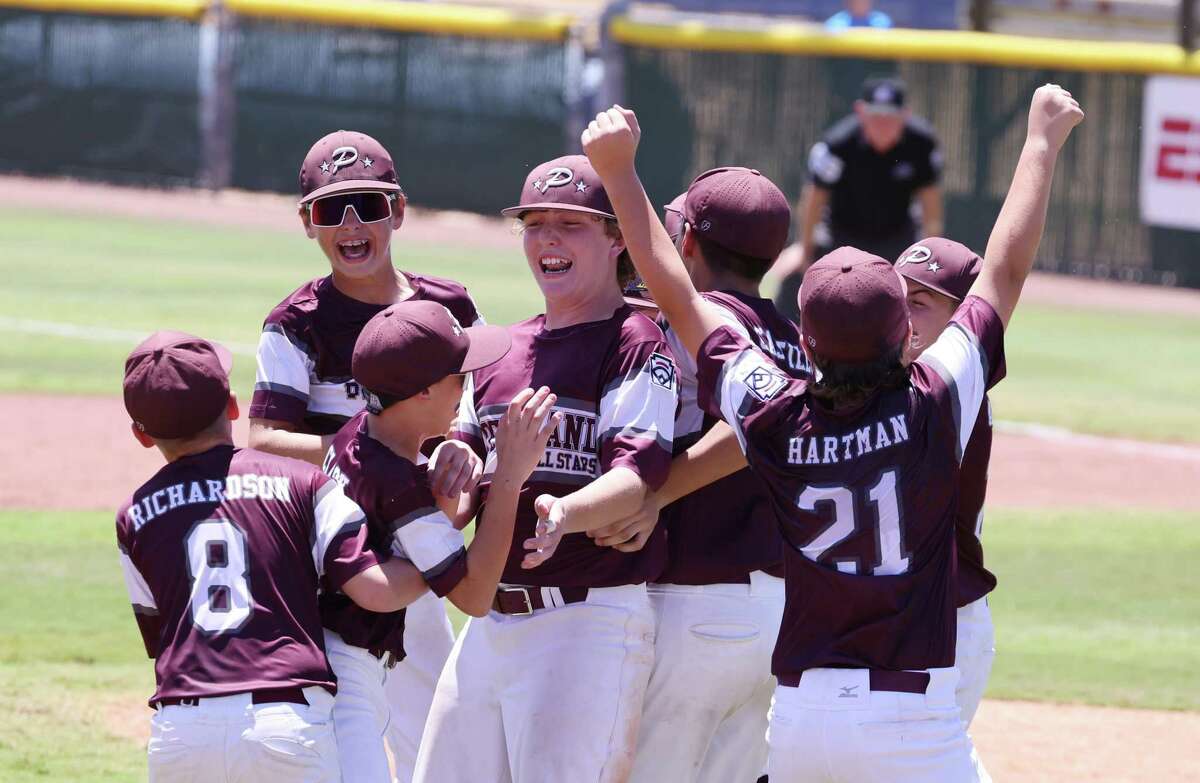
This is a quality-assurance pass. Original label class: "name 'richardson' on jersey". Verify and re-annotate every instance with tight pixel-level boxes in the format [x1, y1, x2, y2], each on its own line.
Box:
[786, 415, 911, 465]
[126, 474, 293, 531]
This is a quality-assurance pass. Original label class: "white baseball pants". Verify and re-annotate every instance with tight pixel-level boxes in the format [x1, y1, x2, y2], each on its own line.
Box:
[413, 583, 656, 783]
[325, 630, 393, 783]
[147, 687, 338, 783]
[766, 667, 991, 783]
[383, 591, 456, 783]
[955, 596, 996, 727]
[629, 571, 784, 783]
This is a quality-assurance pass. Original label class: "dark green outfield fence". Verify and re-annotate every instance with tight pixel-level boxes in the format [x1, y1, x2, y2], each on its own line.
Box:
[623, 48, 1195, 286]
[0, 1, 1196, 286]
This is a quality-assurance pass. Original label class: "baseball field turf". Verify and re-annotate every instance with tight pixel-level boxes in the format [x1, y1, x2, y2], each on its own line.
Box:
[1, 204, 1198, 780]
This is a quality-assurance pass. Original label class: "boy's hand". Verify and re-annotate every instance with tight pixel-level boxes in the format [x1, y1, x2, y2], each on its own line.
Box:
[1027, 84, 1084, 153]
[428, 440, 482, 498]
[493, 387, 560, 482]
[521, 494, 566, 569]
[588, 493, 662, 553]
[581, 105, 641, 180]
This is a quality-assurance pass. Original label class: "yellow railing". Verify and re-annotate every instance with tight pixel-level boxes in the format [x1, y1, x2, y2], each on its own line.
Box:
[224, 0, 571, 41]
[0, 0, 574, 40]
[0, 0, 207, 20]
[611, 16, 1200, 76]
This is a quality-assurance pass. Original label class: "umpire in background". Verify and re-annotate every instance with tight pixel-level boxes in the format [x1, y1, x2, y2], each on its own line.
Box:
[773, 76, 944, 319]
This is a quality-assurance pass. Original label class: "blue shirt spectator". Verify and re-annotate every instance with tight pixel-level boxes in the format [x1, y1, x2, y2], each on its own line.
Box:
[826, 0, 893, 30]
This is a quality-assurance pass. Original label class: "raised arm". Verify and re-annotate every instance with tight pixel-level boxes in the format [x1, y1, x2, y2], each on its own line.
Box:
[969, 85, 1083, 328]
[582, 107, 729, 361]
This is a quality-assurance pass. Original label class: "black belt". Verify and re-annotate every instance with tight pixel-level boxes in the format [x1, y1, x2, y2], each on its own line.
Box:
[492, 585, 589, 615]
[368, 648, 402, 669]
[154, 686, 309, 709]
[778, 670, 931, 695]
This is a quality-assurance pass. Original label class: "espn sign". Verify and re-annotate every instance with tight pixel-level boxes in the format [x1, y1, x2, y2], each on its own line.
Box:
[1140, 76, 1200, 231]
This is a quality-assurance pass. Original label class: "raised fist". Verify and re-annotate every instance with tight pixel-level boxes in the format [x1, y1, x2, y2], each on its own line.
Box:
[1027, 84, 1084, 152]
[581, 105, 642, 180]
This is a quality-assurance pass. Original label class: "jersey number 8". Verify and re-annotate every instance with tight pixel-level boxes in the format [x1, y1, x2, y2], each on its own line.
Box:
[185, 519, 253, 634]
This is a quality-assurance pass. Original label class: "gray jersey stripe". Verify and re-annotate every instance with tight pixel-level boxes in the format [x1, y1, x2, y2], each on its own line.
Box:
[920, 352, 964, 464]
[948, 321, 989, 389]
[388, 506, 441, 533]
[422, 548, 466, 580]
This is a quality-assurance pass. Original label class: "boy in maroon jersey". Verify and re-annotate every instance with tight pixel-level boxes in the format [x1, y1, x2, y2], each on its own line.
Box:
[414, 155, 678, 783]
[586, 170, 810, 783]
[896, 237, 997, 728]
[247, 130, 483, 779]
[319, 300, 561, 782]
[117, 331, 429, 783]
[572, 86, 1082, 781]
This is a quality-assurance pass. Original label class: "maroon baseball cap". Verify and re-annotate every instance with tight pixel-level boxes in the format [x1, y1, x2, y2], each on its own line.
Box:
[501, 155, 614, 219]
[800, 247, 910, 364]
[622, 273, 656, 311]
[663, 192, 686, 241]
[299, 130, 403, 204]
[123, 331, 233, 439]
[352, 300, 511, 407]
[683, 167, 791, 260]
[895, 238, 982, 301]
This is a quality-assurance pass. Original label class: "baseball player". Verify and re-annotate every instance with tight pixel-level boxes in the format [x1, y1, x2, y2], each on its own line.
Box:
[318, 300, 561, 782]
[571, 86, 1082, 781]
[117, 330, 430, 782]
[413, 154, 678, 783]
[896, 237, 998, 727]
[247, 129, 484, 779]
[586, 170, 809, 783]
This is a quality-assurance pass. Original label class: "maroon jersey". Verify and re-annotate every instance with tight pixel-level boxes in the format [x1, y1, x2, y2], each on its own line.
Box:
[453, 306, 677, 587]
[321, 412, 468, 654]
[250, 272, 482, 435]
[115, 446, 380, 705]
[696, 296, 1005, 676]
[658, 291, 810, 585]
[956, 397, 997, 606]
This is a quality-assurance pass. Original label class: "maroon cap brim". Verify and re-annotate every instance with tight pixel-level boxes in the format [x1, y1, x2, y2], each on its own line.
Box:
[300, 179, 404, 204]
[895, 269, 963, 302]
[500, 203, 616, 219]
[458, 324, 512, 373]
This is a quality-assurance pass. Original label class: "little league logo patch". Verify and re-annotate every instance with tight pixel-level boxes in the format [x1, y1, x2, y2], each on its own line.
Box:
[741, 362, 787, 402]
[648, 352, 676, 390]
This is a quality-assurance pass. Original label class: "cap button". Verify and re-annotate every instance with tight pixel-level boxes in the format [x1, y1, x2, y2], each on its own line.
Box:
[750, 169, 761, 175]
[841, 264, 853, 273]
[153, 348, 164, 359]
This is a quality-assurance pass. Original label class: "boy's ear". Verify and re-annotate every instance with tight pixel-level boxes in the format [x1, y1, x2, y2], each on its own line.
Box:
[227, 393, 240, 422]
[130, 422, 156, 449]
[392, 194, 407, 232]
[299, 205, 317, 239]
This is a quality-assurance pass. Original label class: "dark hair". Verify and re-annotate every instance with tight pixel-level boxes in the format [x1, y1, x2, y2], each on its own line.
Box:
[692, 231, 774, 283]
[602, 218, 637, 289]
[808, 345, 911, 411]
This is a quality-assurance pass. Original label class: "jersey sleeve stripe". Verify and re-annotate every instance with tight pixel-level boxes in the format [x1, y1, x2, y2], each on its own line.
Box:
[715, 348, 756, 455]
[119, 550, 157, 610]
[387, 506, 441, 533]
[918, 351, 966, 463]
[253, 381, 309, 402]
[312, 484, 369, 577]
[600, 424, 671, 454]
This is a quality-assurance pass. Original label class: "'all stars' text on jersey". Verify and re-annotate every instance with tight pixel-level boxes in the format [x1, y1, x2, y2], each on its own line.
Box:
[787, 414, 910, 465]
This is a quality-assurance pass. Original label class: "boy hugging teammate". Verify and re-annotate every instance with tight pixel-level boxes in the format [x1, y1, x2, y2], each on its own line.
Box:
[248, 130, 484, 779]
[318, 301, 560, 781]
[117, 331, 432, 783]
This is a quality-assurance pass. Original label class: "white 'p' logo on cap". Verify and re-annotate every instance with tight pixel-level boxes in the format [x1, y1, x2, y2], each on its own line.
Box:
[330, 146, 359, 174]
[534, 167, 574, 194]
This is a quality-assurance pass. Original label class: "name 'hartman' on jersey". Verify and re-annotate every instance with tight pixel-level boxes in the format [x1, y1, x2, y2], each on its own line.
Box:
[787, 414, 910, 465]
[477, 402, 600, 479]
[126, 474, 293, 530]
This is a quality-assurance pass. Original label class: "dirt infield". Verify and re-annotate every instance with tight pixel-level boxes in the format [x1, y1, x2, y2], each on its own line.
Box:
[4, 176, 1199, 779]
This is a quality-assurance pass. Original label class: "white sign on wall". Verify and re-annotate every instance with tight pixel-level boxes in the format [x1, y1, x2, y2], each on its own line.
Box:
[1140, 76, 1200, 231]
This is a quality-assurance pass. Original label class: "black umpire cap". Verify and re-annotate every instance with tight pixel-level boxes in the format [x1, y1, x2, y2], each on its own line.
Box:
[861, 76, 906, 113]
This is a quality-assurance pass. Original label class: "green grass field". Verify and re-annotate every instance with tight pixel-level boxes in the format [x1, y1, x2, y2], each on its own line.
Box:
[2, 507, 1196, 780]
[2, 207, 1199, 441]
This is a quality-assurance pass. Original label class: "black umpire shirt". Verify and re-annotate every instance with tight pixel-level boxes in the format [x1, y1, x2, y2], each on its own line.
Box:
[809, 114, 942, 258]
